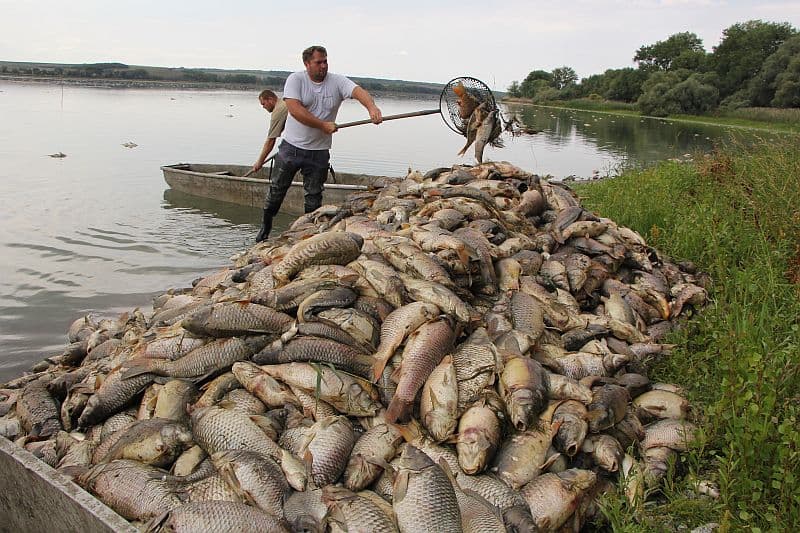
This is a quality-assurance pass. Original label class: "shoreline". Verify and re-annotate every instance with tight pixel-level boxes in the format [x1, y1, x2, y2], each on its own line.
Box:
[503, 97, 799, 134]
[0, 75, 440, 99]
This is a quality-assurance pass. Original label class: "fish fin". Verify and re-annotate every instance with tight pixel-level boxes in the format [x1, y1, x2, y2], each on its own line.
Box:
[390, 418, 421, 444]
[385, 395, 412, 424]
[394, 469, 409, 502]
[143, 510, 171, 533]
[371, 352, 392, 383]
[363, 455, 393, 471]
[303, 450, 316, 489]
[539, 452, 562, 472]
[443, 433, 460, 444]
[437, 457, 457, 484]
[119, 361, 154, 380]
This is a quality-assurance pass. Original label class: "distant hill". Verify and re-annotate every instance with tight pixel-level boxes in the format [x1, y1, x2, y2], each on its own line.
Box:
[0, 60, 445, 96]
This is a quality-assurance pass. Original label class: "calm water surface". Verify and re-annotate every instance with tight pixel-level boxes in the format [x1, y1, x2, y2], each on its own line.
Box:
[0, 81, 757, 380]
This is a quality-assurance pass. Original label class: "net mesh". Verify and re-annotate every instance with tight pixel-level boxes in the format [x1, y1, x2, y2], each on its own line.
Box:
[439, 77, 501, 143]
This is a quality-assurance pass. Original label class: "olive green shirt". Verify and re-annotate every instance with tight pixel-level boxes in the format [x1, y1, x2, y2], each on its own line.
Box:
[267, 98, 288, 139]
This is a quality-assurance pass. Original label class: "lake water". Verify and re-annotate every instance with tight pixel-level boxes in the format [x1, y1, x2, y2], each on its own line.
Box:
[0, 80, 757, 380]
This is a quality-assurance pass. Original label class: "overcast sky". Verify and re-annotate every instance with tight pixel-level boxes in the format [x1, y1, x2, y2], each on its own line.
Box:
[2, 1, 799, 91]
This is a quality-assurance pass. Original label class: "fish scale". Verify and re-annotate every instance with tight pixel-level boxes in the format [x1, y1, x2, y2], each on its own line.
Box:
[299, 415, 355, 487]
[191, 406, 282, 461]
[253, 336, 373, 379]
[393, 445, 462, 533]
[149, 501, 289, 532]
[386, 318, 456, 423]
[272, 232, 363, 284]
[123, 336, 272, 381]
[80, 460, 184, 521]
[182, 302, 294, 337]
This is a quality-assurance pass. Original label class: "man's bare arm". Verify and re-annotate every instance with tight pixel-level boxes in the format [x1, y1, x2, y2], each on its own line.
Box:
[285, 98, 337, 134]
[252, 137, 276, 172]
[352, 86, 383, 124]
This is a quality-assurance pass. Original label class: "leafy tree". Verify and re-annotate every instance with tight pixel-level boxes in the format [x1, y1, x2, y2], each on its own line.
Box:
[551, 66, 577, 90]
[507, 81, 521, 97]
[637, 70, 719, 115]
[747, 35, 800, 106]
[578, 73, 607, 97]
[604, 68, 647, 102]
[634, 32, 705, 71]
[712, 20, 797, 99]
[519, 70, 552, 98]
[772, 55, 800, 107]
[667, 74, 719, 114]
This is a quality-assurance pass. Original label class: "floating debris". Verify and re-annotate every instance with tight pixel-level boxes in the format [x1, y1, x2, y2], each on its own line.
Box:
[48, 152, 67, 158]
[121, 142, 138, 149]
[0, 161, 708, 530]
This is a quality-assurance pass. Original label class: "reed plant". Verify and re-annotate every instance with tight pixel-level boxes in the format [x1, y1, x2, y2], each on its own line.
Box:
[574, 138, 800, 531]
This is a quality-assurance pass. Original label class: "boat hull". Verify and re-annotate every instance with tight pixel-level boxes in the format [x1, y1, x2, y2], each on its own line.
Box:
[161, 163, 387, 215]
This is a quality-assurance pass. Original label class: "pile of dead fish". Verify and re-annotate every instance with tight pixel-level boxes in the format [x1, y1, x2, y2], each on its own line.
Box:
[0, 161, 710, 532]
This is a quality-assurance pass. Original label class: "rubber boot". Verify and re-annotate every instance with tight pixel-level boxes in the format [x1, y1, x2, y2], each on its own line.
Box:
[255, 210, 273, 243]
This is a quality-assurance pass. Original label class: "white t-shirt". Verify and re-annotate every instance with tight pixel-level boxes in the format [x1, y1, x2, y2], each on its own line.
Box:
[282, 71, 357, 150]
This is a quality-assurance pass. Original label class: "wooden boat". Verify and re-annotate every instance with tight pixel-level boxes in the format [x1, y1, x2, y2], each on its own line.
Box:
[161, 163, 392, 215]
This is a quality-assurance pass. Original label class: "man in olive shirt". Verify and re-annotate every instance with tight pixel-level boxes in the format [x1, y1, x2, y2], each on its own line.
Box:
[250, 89, 288, 175]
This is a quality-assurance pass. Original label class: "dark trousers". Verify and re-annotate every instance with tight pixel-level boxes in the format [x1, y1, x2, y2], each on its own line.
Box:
[264, 142, 330, 216]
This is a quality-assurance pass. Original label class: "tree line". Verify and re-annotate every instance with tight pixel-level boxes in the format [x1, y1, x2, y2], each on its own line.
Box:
[0, 62, 443, 96]
[506, 20, 799, 116]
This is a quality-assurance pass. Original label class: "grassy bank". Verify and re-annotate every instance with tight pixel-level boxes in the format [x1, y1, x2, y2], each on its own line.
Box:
[573, 139, 800, 530]
[504, 97, 800, 134]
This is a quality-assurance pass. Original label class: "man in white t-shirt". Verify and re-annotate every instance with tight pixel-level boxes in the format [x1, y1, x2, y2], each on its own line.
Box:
[255, 45, 383, 242]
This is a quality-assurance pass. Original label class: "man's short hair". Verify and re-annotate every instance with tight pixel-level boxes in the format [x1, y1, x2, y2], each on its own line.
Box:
[259, 89, 277, 100]
[302, 45, 327, 63]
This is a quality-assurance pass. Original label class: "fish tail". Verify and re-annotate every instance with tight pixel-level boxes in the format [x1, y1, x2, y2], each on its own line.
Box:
[385, 395, 412, 424]
[371, 351, 391, 383]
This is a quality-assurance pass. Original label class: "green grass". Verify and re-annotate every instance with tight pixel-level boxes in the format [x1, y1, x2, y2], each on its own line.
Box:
[573, 138, 800, 531]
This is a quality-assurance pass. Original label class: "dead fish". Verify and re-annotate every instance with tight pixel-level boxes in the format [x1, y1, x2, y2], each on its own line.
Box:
[181, 301, 294, 337]
[393, 445, 462, 533]
[146, 501, 289, 532]
[586, 384, 630, 433]
[492, 420, 561, 490]
[344, 414, 403, 491]
[259, 362, 382, 417]
[231, 361, 300, 408]
[193, 372, 242, 409]
[79, 460, 184, 521]
[519, 468, 597, 532]
[552, 399, 589, 457]
[632, 389, 690, 422]
[420, 354, 459, 442]
[78, 369, 156, 428]
[16, 377, 62, 439]
[211, 449, 289, 518]
[371, 301, 440, 381]
[399, 274, 473, 324]
[272, 231, 363, 285]
[456, 392, 504, 475]
[297, 415, 356, 487]
[95, 418, 193, 467]
[285, 488, 329, 533]
[499, 356, 547, 432]
[121, 336, 272, 382]
[386, 317, 456, 424]
[254, 337, 374, 379]
[323, 486, 399, 533]
[474, 109, 497, 164]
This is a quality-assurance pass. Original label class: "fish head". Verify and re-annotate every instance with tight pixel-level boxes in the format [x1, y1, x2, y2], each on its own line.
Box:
[509, 388, 544, 432]
[456, 427, 492, 474]
[554, 421, 588, 457]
